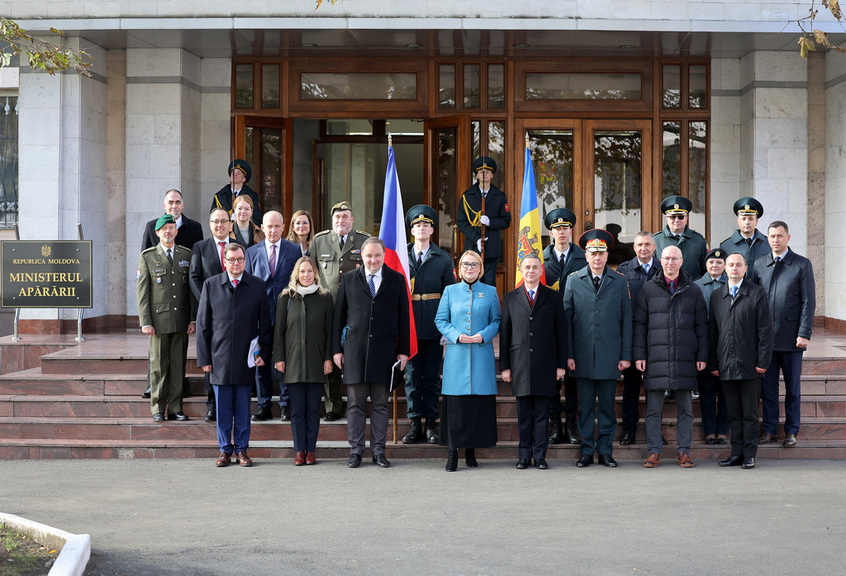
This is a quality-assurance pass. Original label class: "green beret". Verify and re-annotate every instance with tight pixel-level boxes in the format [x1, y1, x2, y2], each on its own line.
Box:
[155, 214, 176, 231]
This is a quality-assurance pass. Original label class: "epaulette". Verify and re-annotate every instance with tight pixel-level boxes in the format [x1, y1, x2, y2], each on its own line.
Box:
[141, 246, 157, 255]
[175, 244, 192, 253]
[313, 230, 332, 238]
[355, 230, 370, 236]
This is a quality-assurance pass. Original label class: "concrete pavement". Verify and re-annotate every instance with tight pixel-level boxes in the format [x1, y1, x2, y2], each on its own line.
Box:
[1, 457, 844, 575]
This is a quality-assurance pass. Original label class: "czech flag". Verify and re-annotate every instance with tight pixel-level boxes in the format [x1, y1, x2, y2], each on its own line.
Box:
[379, 143, 418, 359]
[515, 143, 547, 287]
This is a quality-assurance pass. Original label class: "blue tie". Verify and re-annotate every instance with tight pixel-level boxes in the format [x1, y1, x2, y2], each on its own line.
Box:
[528, 289, 535, 304]
[368, 274, 376, 298]
[731, 285, 738, 299]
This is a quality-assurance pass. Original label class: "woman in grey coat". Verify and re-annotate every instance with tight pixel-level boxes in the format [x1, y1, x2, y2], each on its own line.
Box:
[274, 256, 334, 466]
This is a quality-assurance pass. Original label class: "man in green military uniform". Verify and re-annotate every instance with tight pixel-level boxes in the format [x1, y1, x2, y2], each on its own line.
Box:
[310, 201, 371, 420]
[653, 195, 708, 279]
[718, 197, 769, 279]
[136, 214, 196, 422]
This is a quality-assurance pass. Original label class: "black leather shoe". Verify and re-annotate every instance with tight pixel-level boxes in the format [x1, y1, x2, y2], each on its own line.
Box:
[403, 418, 423, 444]
[152, 413, 164, 422]
[141, 384, 151, 399]
[324, 411, 341, 421]
[445, 450, 458, 472]
[167, 413, 177, 420]
[719, 455, 743, 467]
[598, 454, 618, 468]
[566, 416, 580, 445]
[425, 419, 439, 445]
[372, 454, 391, 468]
[548, 414, 564, 444]
[619, 430, 636, 445]
[516, 459, 530, 470]
[535, 459, 549, 470]
[204, 409, 216, 422]
[705, 436, 716, 445]
[174, 412, 189, 421]
[347, 454, 362, 468]
[576, 455, 593, 468]
[741, 457, 756, 469]
[279, 407, 291, 422]
[251, 407, 272, 421]
[465, 448, 478, 468]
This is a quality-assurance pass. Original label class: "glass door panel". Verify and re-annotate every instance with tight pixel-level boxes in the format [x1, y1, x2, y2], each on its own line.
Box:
[236, 116, 290, 220]
[425, 116, 470, 261]
[526, 129, 575, 233]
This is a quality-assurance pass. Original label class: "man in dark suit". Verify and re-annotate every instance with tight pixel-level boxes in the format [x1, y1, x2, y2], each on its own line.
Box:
[196, 243, 272, 468]
[615, 230, 660, 445]
[244, 210, 302, 422]
[189, 207, 235, 422]
[563, 229, 632, 468]
[141, 189, 204, 252]
[333, 237, 410, 469]
[719, 197, 769, 279]
[402, 204, 456, 445]
[541, 208, 587, 445]
[500, 255, 567, 470]
[210, 159, 263, 227]
[751, 220, 816, 448]
[456, 156, 511, 286]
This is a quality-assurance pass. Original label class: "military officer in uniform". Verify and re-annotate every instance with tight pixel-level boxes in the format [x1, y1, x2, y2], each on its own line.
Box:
[402, 204, 456, 445]
[541, 208, 587, 445]
[136, 214, 195, 422]
[210, 159, 263, 227]
[310, 201, 371, 420]
[456, 156, 512, 286]
[653, 195, 708, 279]
[719, 197, 768, 279]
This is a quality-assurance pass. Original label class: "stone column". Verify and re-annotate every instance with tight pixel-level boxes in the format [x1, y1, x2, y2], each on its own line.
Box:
[709, 58, 743, 244]
[825, 52, 846, 327]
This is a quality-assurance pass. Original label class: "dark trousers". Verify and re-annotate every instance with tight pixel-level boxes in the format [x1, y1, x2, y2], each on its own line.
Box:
[723, 378, 761, 458]
[549, 372, 578, 416]
[288, 382, 323, 453]
[620, 365, 643, 432]
[577, 379, 616, 457]
[323, 366, 345, 415]
[214, 384, 252, 454]
[645, 389, 693, 455]
[517, 395, 550, 461]
[481, 256, 499, 286]
[347, 382, 389, 457]
[404, 338, 443, 420]
[256, 362, 288, 410]
[698, 370, 729, 435]
[761, 351, 803, 435]
[203, 372, 216, 411]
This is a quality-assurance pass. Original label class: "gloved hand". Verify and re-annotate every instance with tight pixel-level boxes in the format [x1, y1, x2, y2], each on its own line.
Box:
[475, 238, 488, 252]
[480, 215, 490, 226]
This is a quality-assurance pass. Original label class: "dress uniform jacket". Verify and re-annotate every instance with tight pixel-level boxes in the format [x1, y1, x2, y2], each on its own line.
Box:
[719, 229, 769, 278]
[617, 255, 660, 318]
[244, 239, 302, 322]
[653, 225, 708, 279]
[332, 266, 411, 386]
[311, 229, 371, 297]
[195, 272, 272, 385]
[456, 184, 511, 259]
[211, 184, 263, 227]
[563, 267, 632, 381]
[408, 242, 456, 340]
[435, 281, 501, 395]
[499, 284, 567, 397]
[141, 216, 204, 252]
[709, 282, 774, 379]
[751, 248, 815, 351]
[136, 244, 195, 332]
[694, 271, 727, 316]
[542, 242, 587, 292]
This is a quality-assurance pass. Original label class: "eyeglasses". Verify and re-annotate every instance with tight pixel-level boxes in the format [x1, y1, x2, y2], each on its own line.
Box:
[460, 262, 480, 269]
[225, 257, 246, 264]
[667, 214, 686, 220]
[210, 219, 231, 225]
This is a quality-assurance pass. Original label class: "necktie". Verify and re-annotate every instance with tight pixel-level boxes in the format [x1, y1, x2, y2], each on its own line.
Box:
[669, 280, 676, 294]
[674, 234, 681, 242]
[730, 285, 738, 298]
[528, 289, 535, 304]
[233, 278, 239, 288]
[746, 237, 754, 247]
[339, 236, 345, 252]
[559, 253, 566, 268]
[268, 244, 277, 278]
[166, 249, 173, 265]
[368, 274, 376, 298]
[417, 252, 423, 267]
[642, 263, 650, 275]
[218, 241, 226, 269]
[593, 276, 601, 291]
[775, 256, 782, 264]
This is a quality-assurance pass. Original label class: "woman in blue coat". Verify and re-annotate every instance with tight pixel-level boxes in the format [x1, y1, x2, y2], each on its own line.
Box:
[435, 250, 501, 472]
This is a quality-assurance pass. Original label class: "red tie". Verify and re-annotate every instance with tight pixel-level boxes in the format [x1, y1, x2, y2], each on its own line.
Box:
[218, 241, 226, 269]
[268, 244, 277, 278]
[233, 278, 239, 288]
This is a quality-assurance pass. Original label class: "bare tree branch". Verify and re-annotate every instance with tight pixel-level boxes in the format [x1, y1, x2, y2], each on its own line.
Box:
[1, 18, 94, 76]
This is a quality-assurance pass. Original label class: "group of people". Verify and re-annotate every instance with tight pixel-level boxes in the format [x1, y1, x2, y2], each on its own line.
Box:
[135, 155, 816, 473]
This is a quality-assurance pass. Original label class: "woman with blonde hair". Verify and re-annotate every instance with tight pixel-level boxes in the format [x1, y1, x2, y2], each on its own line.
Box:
[229, 195, 264, 247]
[273, 256, 334, 465]
[286, 209, 314, 256]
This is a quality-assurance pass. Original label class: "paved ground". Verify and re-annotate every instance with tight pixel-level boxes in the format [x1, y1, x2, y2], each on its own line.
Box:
[1, 457, 844, 575]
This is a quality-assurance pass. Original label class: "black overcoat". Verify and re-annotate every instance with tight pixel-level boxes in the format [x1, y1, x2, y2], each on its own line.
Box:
[542, 242, 587, 292]
[499, 284, 567, 397]
[141, 215, 204, 252]
[456, 183, 511, 259]
[709, 281, 774, 380]
[273, 290, 335, 384]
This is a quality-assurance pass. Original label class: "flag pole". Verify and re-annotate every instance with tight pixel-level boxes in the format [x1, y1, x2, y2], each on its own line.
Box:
[388, 132, 399, 444]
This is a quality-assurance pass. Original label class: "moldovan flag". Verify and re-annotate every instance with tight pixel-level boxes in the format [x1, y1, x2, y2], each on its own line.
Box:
[515, 144, 546, 287]
[379, 143, 418, 359]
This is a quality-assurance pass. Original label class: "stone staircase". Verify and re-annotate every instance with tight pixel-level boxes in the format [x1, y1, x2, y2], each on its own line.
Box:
[1, 332, 846, 462]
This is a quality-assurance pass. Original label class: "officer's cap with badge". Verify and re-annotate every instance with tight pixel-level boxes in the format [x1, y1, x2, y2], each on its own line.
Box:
[155, 214, 176, 231]
[331, 201, 353, 215]
[544, 208, 577, 231]
[733, 197, 764, 218]
[705, 248, 726, 262]
[406, 204, 438, 229]
[228, 159, 251, 182]
[661, 195, 693, 215]
[578, 229, 614, 252]
[472, 156, 497, 175]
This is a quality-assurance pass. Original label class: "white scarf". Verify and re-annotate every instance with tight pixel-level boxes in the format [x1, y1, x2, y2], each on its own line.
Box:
[296, 284, 319, 296]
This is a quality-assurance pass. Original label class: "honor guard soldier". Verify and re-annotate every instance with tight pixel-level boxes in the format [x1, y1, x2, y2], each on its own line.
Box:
[402, 204, 456, 445]
[653, 195, 708, 279]
[311, 201, 371, 420]
[541, 208, 587, 445]
[211, 159, 263, 227]
[136, 214, 196, 422]
[719, 197, 768, 278]
[456, 156, 512, 286]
